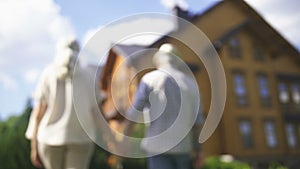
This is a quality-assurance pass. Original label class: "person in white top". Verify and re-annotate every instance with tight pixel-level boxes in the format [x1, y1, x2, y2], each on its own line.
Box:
[124, 43, 204, 169]
[25, 37, 102, 169]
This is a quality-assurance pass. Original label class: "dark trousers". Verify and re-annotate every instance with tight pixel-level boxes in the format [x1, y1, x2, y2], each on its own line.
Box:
[148, 153, 191, 169]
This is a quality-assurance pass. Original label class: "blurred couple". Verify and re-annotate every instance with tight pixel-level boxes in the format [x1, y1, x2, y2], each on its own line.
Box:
[25, 38, 204, 169]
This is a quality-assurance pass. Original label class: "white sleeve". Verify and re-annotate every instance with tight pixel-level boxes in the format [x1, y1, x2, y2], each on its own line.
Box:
[25, 68, 50, 139]
[32, 68, 50, 104]
[126, 81, 151, 121]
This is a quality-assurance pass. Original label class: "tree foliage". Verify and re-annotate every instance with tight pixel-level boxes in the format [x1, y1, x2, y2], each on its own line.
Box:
[0, 100, 34, 169]
[0, 100, 143, 169]
[0, 100, 290, 169]
[202, 157, 251, 169]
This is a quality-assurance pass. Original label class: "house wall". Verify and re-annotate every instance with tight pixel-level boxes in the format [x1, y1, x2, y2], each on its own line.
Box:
[190, 0, 300, 160]
[101, 1, 300, 166]
[165, 0, 253, 157]
[159, 0, 300, 161]
[102, 53, 137, 122]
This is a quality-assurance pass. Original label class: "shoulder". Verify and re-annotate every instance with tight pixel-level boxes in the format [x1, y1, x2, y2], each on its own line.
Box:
[142, 70, 157, 81]
[37, 65, 54, 83]
[142, 70, 168, 83]
[74, 67, 92, 78]
[72, 67, 95, 88]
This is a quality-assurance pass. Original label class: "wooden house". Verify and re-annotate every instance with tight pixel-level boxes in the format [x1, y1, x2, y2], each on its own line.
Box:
[100, 0, 300, 167]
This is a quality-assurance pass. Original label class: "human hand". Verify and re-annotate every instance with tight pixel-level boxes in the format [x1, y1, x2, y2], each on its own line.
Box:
[192, 151, 205, 169]
[107, 155, 123, 169]
[31, 141, 43, 168]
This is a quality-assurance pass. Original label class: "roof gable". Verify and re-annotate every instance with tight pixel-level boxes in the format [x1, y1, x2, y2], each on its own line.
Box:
[150, 0, 299, 58]
[112, 44, 145, 58]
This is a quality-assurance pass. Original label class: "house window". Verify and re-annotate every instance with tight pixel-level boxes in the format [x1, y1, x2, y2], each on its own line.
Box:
[291, 84, 300, 104]
[264, 120, 278, 148]
[253, 42, 266, 61]
[298, 125, 300, 140]
[239, 119, 254, 149]
[257, 74, 271, 107]
[285, 123, 298, 148]
[278, 82, 289, 104]
[233, 72, 248, 106]
[229, 37, 241, 59]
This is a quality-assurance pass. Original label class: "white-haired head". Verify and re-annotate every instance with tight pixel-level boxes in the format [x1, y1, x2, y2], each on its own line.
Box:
[153, 43, 182, 68]
[55, 36, 80, 52]
[53, 36, 80, 79]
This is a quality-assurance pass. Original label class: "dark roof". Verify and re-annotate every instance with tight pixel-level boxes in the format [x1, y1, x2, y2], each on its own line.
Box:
[111, 44, 201, 72]
[111, 44, 154, 69]
[110, 0, 299, 63]
[149, 0, 299, 57]
[228, 0, 299, 57]
[112, 44, 146, 58]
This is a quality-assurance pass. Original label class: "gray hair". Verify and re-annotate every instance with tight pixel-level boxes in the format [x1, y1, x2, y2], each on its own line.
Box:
[152, 43, 182, 68]
[53, 37, 80, 79]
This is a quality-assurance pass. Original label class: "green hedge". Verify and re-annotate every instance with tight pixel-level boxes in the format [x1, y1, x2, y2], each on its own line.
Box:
[201, 157, 289, 169]
[202, 157, 251, 169]
[0, 102, 34, 169]
[0, 101, 290, 169]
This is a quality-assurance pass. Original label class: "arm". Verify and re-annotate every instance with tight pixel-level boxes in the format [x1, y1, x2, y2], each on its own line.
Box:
[192, 123, 204, 169]
[24, 67, 49, 168]
[30, 102, 47, 168]
[124, 81, 150, 136]
[123, 120, 135, 136]
[192, 101, 205, 169]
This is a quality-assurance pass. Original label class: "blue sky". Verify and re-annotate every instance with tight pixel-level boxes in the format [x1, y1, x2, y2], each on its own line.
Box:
[0, 0, 300, 120]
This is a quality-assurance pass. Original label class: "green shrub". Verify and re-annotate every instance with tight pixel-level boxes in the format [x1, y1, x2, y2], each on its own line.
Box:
[268, 162, 288, 169]
[202, 156, 251, 169]
[0, 102, 34, 169]
[0, 100, 291, 169]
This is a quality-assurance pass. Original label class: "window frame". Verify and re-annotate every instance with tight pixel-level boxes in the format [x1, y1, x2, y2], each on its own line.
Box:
[238, 118, 255, 149]
[263, 119, 278, 148]
[228, 36, 242, 59]
[278, 81, 290, 105]
[232, 70, 249, 107]
[285, 123, 299, 148]
[252, 40, 266, 62]
[291, 83, 300, 104]
[256, 72, 272, 108]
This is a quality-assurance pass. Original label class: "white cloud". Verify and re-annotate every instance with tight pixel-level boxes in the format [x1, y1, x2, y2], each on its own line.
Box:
[0, 73, 18, 91]
[0, 0, 76, 117]
[245, 0, 300, 50]
[160, 0, 189, 10]
[23, 68, 40, 84]
[0, 0, 75, 80]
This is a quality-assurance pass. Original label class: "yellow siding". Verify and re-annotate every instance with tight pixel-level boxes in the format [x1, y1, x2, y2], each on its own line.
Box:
[166, 1, 300, 158]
